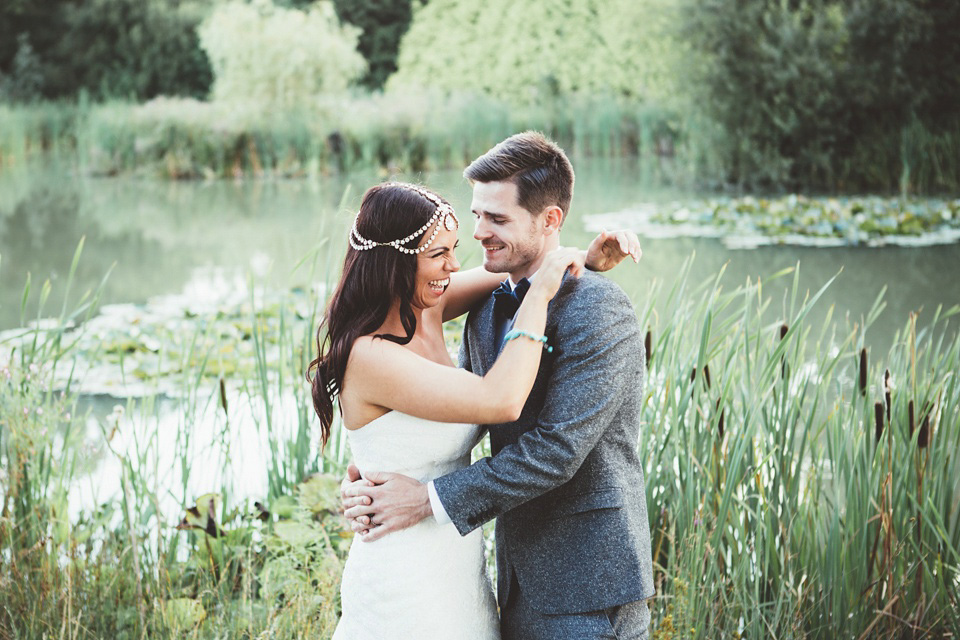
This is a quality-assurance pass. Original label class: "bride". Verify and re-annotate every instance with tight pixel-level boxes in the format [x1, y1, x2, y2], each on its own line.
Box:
[308, 182, 636, 639]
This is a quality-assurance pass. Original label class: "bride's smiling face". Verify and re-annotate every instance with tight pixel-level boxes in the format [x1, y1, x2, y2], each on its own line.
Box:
[411, 225, 460, 310]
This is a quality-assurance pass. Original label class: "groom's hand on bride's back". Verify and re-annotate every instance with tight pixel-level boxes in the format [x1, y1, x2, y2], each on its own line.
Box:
[342, 471, 433, 542]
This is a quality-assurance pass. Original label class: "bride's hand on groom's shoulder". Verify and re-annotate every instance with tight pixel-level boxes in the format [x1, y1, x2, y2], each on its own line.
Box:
[585, 229, 642, 272]
[529, 247, 586, 303]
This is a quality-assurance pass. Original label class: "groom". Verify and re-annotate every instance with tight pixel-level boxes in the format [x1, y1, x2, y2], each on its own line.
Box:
[343, 132, 654, 639]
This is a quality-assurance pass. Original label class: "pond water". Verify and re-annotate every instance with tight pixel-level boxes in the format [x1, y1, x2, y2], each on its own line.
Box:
[3, 159, 958, 347]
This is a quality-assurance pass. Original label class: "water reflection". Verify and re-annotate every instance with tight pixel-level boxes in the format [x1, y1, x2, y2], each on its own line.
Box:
[72, 389, 312, 525]
[0, 185, 171, 328]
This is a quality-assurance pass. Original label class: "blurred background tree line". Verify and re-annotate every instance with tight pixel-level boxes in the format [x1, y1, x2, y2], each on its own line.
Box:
[0, 0, 957, 191]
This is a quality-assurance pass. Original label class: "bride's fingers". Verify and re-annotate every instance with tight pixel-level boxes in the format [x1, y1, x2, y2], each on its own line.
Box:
[344, 503, 378, 520]
[342, 482, 376, 499]
[360, 521, 393, 542]
[350, 519, 370, 535]
[342, 495, 372, 509]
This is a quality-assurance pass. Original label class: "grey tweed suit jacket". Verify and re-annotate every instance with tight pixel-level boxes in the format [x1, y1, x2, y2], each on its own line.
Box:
[433, 271, 655, 615]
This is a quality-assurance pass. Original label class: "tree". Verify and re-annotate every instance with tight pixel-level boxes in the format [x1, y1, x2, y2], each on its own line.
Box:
[198, 0, 366, 109]
[332, 0, 414, 90]
[388, 0, 683, 105]
[0, 34, 45, 102]
[0, 0, 214, 101]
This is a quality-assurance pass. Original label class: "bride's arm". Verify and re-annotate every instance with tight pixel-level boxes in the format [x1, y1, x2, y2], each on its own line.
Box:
[440, 230, 642, 322]
[345, 249, 583, 425]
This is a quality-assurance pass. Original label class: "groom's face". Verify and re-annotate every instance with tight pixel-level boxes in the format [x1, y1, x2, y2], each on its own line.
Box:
[471, 180, 547, 279]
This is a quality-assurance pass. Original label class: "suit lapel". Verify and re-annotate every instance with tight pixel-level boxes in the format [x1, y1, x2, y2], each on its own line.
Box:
[472, 296, 498, 375]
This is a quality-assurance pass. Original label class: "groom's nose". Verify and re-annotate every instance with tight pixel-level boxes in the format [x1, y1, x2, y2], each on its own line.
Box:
[473, 216, 490, 241]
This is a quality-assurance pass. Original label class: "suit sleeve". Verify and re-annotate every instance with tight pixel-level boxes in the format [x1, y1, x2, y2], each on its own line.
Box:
[434, 279, 643, 535]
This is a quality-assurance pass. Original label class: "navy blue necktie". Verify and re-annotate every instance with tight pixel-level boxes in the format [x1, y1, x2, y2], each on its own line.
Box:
[493, 278, 530, 320]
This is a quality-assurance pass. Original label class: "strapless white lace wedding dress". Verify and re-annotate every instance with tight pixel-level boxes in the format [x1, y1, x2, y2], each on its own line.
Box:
[332, 411, 500, 640]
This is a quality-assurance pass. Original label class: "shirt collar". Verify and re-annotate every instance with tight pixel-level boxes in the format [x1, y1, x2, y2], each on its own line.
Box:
[507, 270, 538, 291]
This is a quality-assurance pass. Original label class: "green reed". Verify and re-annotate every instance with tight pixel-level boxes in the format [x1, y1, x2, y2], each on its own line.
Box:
[5, 95, 959, 193]
[3, 238, 958, 637]
[0, 94, 681, 181]
[638, 259, 960, 638]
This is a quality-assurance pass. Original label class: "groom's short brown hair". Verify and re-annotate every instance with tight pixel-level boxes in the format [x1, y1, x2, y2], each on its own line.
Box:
[464, 131, 574, 224]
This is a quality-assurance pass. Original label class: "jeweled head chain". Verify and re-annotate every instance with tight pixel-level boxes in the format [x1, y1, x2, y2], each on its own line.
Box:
[349, 183, 459, 255]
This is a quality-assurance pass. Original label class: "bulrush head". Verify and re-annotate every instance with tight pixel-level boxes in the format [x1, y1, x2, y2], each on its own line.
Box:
[918, 406, 930, 449]
[859, 348, 868, 397]
[909, 400, 916, 439]
[874, 401, 884, 443]
[645, 330, 652, 368]
[716, 397, 725, 439]
[779, 323, 789, 379]
[884, 369, 892, 422]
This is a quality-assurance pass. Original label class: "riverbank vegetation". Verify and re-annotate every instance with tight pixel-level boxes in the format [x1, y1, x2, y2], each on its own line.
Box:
[588, 195, 960, 248]
[2, 0, 958, 193]
[2, 251, 958, 638]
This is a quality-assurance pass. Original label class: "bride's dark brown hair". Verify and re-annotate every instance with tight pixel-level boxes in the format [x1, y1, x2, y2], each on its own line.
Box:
[307, 183, 450, 447]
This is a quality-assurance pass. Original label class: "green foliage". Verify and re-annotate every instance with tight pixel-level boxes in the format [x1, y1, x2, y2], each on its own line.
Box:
[684, 0, 850, 188]
[0, 0, 213, 101]
[0, 247, 348, 638]
[0, 93, 682, 179]
[640, 195, 960, 245]
[198, 0, 367, 110]
[4, 246, 960, 636]
[333, 0, 415, 90]
[639, 262, 960, 637]
[685, 0, 960, 192]
[389, 0, 683, 105]
[0, 34, 45, 103]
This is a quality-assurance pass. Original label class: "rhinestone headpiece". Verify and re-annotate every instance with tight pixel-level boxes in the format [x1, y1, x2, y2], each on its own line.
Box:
[349, 183, 459, 255]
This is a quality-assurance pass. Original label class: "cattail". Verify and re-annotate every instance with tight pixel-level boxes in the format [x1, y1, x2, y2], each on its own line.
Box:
[779, 323, 789, 379]
[884, 369, 892, 422]
[716, 397, 725, 439]
[219, 377, 229, 415]
[858, 348, 868, 397]
[874, 402, 884, 442]
[908, 400, 916, 439]
[703, 364, 712, 389]
[918, 411, 930, 449]
[644, 330, 652, 368]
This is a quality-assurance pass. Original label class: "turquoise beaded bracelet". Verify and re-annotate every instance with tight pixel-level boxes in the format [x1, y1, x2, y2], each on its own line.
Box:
[504, 329, 553, 353]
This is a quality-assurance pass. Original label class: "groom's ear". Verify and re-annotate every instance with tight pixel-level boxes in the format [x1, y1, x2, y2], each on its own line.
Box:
[541, 205, 564, 235]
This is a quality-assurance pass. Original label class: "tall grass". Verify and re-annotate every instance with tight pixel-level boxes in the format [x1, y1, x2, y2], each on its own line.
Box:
[2, 244, 958, 637]
[0, 93, 687, 182]
[638, 260, 960, 638]
[1, 240, 347, 638]
[3, 94, 958, 193]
